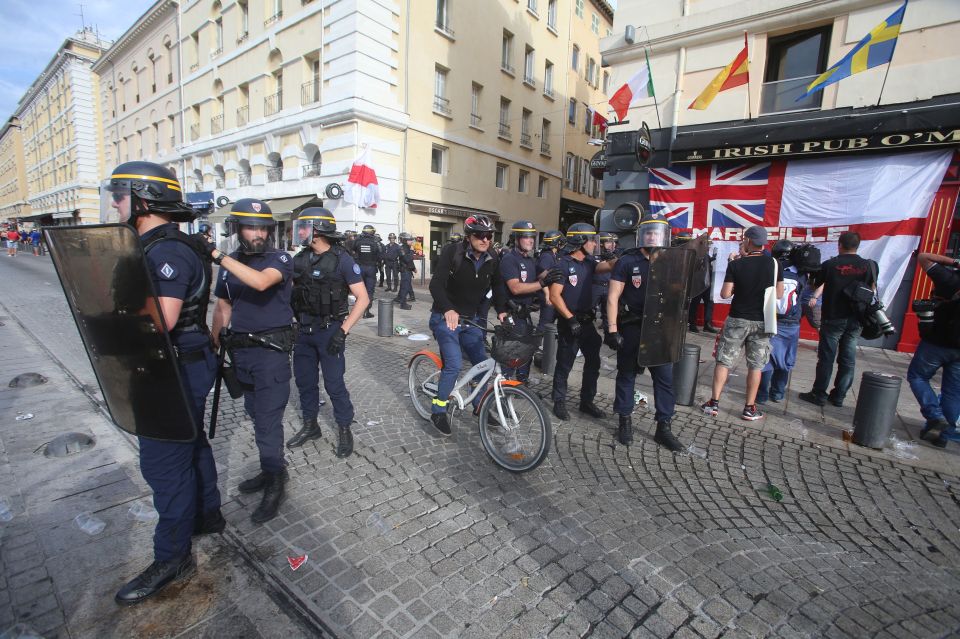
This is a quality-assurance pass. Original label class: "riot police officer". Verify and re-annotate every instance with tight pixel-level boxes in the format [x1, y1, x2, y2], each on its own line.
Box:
[537, 230, 565, 329]
[352, 224, 381, 318]
[605, 214, 685, 451]
[499, 221, 564, 380]
[286, 209, 369, 457]
[383, 232, 401, 292]
[548, 223, 614, 421]
[375, 233, 386, 288]
[395, 232, 416, 310]
[107, 161, 222, 605]
[593, 231, 619, 330]
[208, 199, 295, 524]
[448, 232, 463, 245]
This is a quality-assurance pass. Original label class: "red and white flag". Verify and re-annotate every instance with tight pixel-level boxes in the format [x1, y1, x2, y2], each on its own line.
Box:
[591, 108, 608, 133]
[344, 146, 379, 209]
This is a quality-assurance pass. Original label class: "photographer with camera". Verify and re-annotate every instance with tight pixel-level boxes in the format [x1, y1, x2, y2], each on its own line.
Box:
[799, 231, 877, 408]
[909, 252, 960, 447]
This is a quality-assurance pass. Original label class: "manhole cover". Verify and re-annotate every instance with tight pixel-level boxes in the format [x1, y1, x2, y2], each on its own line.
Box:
[43, 433, 96, 458]
[9, 373, 48, 388]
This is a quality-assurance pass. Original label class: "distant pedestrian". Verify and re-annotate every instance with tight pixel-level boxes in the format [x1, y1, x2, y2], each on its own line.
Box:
[30, 229, 42, 256]
[6, 228, 19, 257]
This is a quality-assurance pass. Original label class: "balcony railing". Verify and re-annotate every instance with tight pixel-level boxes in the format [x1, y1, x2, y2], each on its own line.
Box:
[498, 123, 511, 139]
[520, 132, 532, 148]
[236, 31, 249, 45]
[236, 105, 249, 127]
[543, 86, 555, 100]
[264, 91, 282, 116]
[215, 177, 225, 188]
[501, 62, 515, 76]
[301, 80, 320, 105]
[540, 141, 551, 156]
[302, 162, 322, 177]
[210, 114, 223, 134]
[238, 172, 251, 186]
[189, 62, 199, 72]
[470, 113, 482, 128]
[523, 75, 537, 89]
[433, 96, 451, 116]
[760, 75, 822, 115]
[266, 167, 282, 182]
[211, 47, 223, 58]
[190, 123, 200, 140]
[264, 11, 282, 28]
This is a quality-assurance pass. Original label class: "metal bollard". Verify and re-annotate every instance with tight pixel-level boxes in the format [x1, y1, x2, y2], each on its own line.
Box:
[377, 299, 394, 337]
[852, 372, 902, 449]
[540, 324, 558, 375]
[672, 343, 701, 406]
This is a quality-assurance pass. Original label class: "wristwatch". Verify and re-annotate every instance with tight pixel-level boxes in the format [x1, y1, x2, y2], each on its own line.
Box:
[212, 250, 224, 265]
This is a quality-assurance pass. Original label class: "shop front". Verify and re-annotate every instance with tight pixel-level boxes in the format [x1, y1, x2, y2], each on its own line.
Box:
[406, 198, 501, 276]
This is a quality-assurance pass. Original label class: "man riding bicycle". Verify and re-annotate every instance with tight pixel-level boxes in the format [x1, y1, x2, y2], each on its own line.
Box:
[428, 215, 508, 436]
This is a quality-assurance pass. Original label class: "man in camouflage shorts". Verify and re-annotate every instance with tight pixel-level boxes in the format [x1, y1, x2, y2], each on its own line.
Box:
[701, 226, 783, 421]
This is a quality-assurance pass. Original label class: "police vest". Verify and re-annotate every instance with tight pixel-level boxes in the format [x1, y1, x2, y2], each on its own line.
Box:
[353, 236, 379, 265]
[142, 228, 211, 333]
[291, 247, 350, 321]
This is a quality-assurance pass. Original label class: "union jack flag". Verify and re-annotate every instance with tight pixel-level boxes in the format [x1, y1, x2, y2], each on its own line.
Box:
[649, 162, 785, 229]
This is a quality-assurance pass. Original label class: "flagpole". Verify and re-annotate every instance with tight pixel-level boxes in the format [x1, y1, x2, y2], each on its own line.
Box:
[877, 0, 907, 107]
[744, 31, 753, 120]
[644, 46, 663, 131]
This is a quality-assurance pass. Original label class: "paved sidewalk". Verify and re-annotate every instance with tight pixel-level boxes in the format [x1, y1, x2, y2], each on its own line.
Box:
[3, 258, 960, 638]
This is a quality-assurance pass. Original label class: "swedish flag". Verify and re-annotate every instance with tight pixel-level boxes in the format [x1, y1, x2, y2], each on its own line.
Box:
[797, 1, 907, 101]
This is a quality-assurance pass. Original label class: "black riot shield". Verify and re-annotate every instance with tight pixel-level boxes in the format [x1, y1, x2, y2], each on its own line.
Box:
[43, 224, 198, 442]
[684, 234, 711, 301]
[637, 243, 704, 367]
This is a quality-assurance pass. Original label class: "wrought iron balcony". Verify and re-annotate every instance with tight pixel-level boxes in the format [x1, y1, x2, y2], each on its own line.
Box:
[520, 132, 532, 148]
[264, 11, 282, 28]
[470, 113, 482, 128]
[264, 91, 282, 116]
[266, 167, 282, 182]
[301, 80, 320, 105]
[498, 123, 512, 140]
[540, 141, 551, 156]
[238, 172, 251, 186]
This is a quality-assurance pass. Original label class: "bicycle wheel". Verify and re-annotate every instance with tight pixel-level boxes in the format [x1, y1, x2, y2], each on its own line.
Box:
[478, 385, 551, 472]
[408, 353, 441, 420]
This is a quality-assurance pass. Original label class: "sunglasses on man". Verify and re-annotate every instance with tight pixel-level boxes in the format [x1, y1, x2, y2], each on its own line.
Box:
[111, 192, 128, 203]
[470, 232, 493, 241]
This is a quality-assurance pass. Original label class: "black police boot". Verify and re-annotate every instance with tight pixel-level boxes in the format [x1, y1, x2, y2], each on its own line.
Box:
[237, 472, 269, 494]
[193, 509, 226, 536]
[654, 419, 684, 452]
[362, 304, 374, 319]
[400, 303, 412, 310]
[287, 417, 321, 448]
[336, 425, 354, 458]
[578, 401, 607, 419]
[392, 296, 402, 303]
[115, 554, 195, 606]
[617, 414, 633, 446]
[409, 294, 416, 302]
[251, 470, 287, 524]
[553, 401, 569, 420]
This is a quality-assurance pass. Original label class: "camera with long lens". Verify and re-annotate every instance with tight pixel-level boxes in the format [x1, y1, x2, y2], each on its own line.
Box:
[912, 298, 939, 339]
[862, 299, 896, 339]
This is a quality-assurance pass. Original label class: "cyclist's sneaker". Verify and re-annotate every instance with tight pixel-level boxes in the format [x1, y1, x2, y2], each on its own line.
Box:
[701, 399, 719, 416]
[553, 401, 569, 420]
[430, 413, 452, 436]
[741, 404, 763, 421]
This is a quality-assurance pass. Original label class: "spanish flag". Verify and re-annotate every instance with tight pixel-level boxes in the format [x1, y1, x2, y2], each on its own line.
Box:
[688, 37, 749, 110]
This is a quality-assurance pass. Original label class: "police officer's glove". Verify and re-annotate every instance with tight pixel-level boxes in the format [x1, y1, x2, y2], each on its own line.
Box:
[565, 316, 582, 338]
[541, 268, 564, 287]
[600, 251, 618, 261]
[604, 331, 623, 351]
[190, 233, 217, 261]
[327, 328, 347, 356]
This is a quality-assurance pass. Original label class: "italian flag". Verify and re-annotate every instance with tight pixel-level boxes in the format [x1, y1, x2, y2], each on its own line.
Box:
[608, 53, 655, 122]
[689, 37, 749, 110]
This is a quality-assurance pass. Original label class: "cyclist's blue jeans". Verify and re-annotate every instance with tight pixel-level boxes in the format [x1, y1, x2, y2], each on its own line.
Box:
[429, 312, 487, 414]
[907, 338, 960, 433]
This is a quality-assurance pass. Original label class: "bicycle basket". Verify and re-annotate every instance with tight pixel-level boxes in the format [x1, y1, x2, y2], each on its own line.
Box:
[491, 325, 543, 368]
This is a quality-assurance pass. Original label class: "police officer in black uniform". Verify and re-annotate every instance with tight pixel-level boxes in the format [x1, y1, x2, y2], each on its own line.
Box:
[352, 224, 380, 318]
[548, 223, 614, 421]
[395, 232, 416, 310]
[286, 209, 369, 456]
[537, 230, 565, 329]
[375, 233, 386, 288]
[605, 213, 685, 451]
[593, 231, 619, 330]
[499, 221, 564, 380]
[383, 232, 401, 292]
[107, 161, 223, 605]
[208, 199, 295, 524]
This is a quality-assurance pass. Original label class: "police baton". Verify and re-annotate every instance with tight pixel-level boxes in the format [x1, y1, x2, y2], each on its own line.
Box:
[208, 335, 227, 439]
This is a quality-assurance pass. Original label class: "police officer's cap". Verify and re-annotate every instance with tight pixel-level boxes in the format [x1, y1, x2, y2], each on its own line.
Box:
[299, 206, 342, 239]
[565, 222, 597, 248]
[229, 198, 275, 226]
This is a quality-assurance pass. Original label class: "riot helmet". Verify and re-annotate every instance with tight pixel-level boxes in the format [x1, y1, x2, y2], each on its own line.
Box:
[362, 224, 375, 235]
[388, 232, 397, 241]
[510, 220, 537, 253]
[771, 239, 795, 267]
[448, 232, 463, 244]
[565, 223, 598, 250]
[103, 161, 195, 225]
[294, 207, 341, 246]
[374, 233, 382, 242]
[671, 230, 693, 247]
[198, 222, 212, 236]
[638, 212, 670, 249]
[542, 229, 566, 250]
[224, 198, 276, 254]
[398, 232, 414, 242]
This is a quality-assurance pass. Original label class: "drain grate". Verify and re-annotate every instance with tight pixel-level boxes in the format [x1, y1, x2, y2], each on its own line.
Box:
[43, 433, 96, 458]
[9, 373, 48, 388]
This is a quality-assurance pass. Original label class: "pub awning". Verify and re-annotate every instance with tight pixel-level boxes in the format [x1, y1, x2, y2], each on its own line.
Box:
[207, 194, 319, 222]
[406, 198, 499, 220]
[12, 212, 52, 222]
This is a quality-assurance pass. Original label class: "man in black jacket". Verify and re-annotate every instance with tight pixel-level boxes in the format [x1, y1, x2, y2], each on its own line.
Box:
[427, 215, 507, 435]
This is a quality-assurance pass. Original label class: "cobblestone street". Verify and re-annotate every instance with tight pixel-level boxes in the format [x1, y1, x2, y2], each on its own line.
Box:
[2, 255, 960, 638]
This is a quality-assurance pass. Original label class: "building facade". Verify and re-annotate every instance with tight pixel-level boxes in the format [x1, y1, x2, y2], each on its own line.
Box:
[15, 30, 110, 226]
[0, 118, 31, 223]
[94, 0, 612, 274]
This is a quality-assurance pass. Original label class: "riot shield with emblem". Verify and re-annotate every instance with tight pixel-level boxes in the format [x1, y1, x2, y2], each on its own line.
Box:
[637, 236, 709, 367]
[43, 224, 198, 442]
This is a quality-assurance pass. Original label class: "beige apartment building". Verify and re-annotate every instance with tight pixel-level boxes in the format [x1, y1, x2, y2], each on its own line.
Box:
[0, 118, 31, 223]
[15, 30, 110, 226]
[94, 0, 612, 273]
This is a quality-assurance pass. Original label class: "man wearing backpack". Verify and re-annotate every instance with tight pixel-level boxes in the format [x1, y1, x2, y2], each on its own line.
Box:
[799, 231, 876, 408]
[909, 252, 960, 447]
[427, 215, 507, 436]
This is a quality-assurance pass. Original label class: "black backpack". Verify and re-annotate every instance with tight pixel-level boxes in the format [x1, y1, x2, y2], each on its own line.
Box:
[792, 244, 821, 274]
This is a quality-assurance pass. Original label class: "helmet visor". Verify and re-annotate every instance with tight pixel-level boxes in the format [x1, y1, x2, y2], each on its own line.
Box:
[101, 178, 132, 224]
[639, 221, 670, 248]
[292, 218, 317, 247]
[225, 220, 276, 254]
